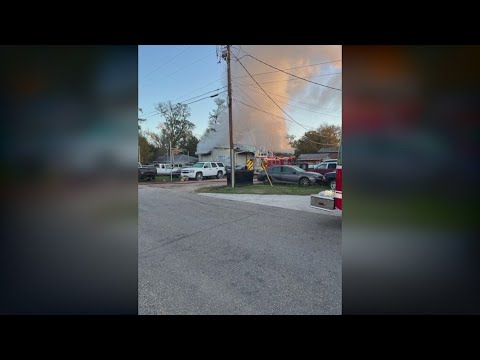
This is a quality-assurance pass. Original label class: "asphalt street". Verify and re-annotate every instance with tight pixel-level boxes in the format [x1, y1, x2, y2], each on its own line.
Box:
[138, 184, 341, 314]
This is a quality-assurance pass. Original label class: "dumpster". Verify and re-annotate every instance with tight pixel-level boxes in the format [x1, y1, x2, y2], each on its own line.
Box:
[226, 170, 254, 186]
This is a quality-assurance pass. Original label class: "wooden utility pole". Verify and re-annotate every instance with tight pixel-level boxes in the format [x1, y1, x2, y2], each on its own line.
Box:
[227, 45, 235, 188]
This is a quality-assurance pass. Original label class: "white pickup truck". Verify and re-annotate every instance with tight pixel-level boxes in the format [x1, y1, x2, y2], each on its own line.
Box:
[180, 162, 226, 180]
[151, 163, 173, 175]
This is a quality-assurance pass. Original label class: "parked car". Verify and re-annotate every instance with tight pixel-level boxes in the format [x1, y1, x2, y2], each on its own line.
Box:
[171, 164, 184, 177]
[138, 164, 156, 181]
[323, 171, 336, 190]
[309, 161, 338, 175]
[181, 162, 226, 180]
[257, 165, 324, 186]
[151, 163, 173, 175]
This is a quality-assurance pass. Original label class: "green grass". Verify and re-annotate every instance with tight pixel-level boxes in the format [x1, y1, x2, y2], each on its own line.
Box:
[197, 183, 329, 195]
[154, 175, 176, 182]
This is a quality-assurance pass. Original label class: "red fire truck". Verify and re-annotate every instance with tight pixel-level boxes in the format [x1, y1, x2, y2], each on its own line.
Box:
[254, 155, 295, 173]
[310, 141, 342, 212]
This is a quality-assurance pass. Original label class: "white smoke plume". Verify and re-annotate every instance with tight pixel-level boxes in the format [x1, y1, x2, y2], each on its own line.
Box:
[196, 45, 342, 155]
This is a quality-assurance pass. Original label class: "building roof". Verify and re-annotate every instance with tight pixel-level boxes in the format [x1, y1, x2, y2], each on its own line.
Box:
[155, 154, 198, 163]
[297, 153, 326, 161]
[317, 146, 339, 153]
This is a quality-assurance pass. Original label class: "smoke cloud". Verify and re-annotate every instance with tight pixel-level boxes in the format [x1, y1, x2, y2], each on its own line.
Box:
[197, 45, 342, 155]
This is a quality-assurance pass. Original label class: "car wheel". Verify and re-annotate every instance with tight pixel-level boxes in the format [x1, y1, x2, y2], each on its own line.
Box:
[263, 178, 269, 185]
[299, 177, 310, 186]
[217, 171, 223, 179]
[329, 180, 336, 190]
[196, 172, 203, 181]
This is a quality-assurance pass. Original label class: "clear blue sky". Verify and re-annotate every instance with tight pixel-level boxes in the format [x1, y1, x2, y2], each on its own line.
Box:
[139, 45, 224, 138]
[138, 45, 342, 140]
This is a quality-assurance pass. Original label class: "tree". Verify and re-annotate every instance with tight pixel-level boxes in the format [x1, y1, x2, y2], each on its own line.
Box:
[291, 124, 341, 157]
[184, 135, 199, 157]
[138, 131, 156, 163]
[144, 130, 167, 155]
[286, 134, 296, 147]
[201, 98, 226, 140]
[155, 101, 195, 150]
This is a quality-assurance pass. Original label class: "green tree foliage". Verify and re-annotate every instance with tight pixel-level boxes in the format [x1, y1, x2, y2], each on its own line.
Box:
[185, 135, 199, 158]
[138, 132, 156, 163]
[291, 124, 341, 157]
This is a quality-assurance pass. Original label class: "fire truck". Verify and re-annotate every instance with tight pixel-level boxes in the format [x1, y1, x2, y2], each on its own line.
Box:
[253, 154, 295, 173]
[310, 141, 342, 213]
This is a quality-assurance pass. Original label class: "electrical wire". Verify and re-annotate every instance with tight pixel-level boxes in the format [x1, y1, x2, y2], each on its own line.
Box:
[233, 81, 340, 117]
[140, 45, 192, 81]
[141, 51, 213, 89]
[234, 49, 342, 91]
[233, 98, 313, 130]
[143, 90, 227, 119]
[171, 76, 225, 102]
[232, 54, 335, 145]
[237, 72, 341, 86]
[232, 60, 342, 80]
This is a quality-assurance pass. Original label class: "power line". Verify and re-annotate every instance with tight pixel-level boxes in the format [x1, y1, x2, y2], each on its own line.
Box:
[238, 72, 342, 86]
[234, 81, 340, 117]
[143, 90, 227, 119]
[142, 87, 227, 118]
[234, 50, 342, 91]
[178, 86, 227, 103]
[142, 83, 226, 116]
[141, 51, 213, 89]
[185, 90, 227, 105]
[233, 98, 313, 130]
[233, 56, 312, 131]
[171, 76, 225, 102]
[140, 45, 192, 81]
[232, 54, 331, 145]
[232, 60, 342, 80]
[238, 79, 340, 111]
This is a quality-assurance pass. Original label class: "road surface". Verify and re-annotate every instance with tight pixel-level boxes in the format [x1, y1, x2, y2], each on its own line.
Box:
[138, 184, 341, 314]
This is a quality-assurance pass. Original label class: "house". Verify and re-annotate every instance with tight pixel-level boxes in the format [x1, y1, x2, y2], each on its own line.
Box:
[297, 147, 339, 165]
[196, 145, 256, 166]
[296, 153, 326, 165]
[316, 146, 339, 161]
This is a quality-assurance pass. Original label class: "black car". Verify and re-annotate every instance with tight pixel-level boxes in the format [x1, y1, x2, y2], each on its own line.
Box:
[323, 171, 336, 190]
[138, 165, 156, 181]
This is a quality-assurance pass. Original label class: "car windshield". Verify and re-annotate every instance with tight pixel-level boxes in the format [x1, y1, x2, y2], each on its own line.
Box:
[192, 162, 205, 168]
[290, 166, 306, 172]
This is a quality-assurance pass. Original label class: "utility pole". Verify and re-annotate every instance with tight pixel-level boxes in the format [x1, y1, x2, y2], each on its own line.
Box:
[227, 45, 235, 188]
[170, 140, 173, 183]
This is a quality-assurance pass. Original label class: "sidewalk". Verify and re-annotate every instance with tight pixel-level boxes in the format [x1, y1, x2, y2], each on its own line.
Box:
[198, 193, 341, 216]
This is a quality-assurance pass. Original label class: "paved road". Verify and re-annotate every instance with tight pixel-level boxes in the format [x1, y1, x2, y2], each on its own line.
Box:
[138, 185, 341, 314]
[198, 193, 342, 215]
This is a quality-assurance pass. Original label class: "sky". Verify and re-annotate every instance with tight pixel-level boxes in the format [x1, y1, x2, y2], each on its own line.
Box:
[138, 45, 342, 147]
